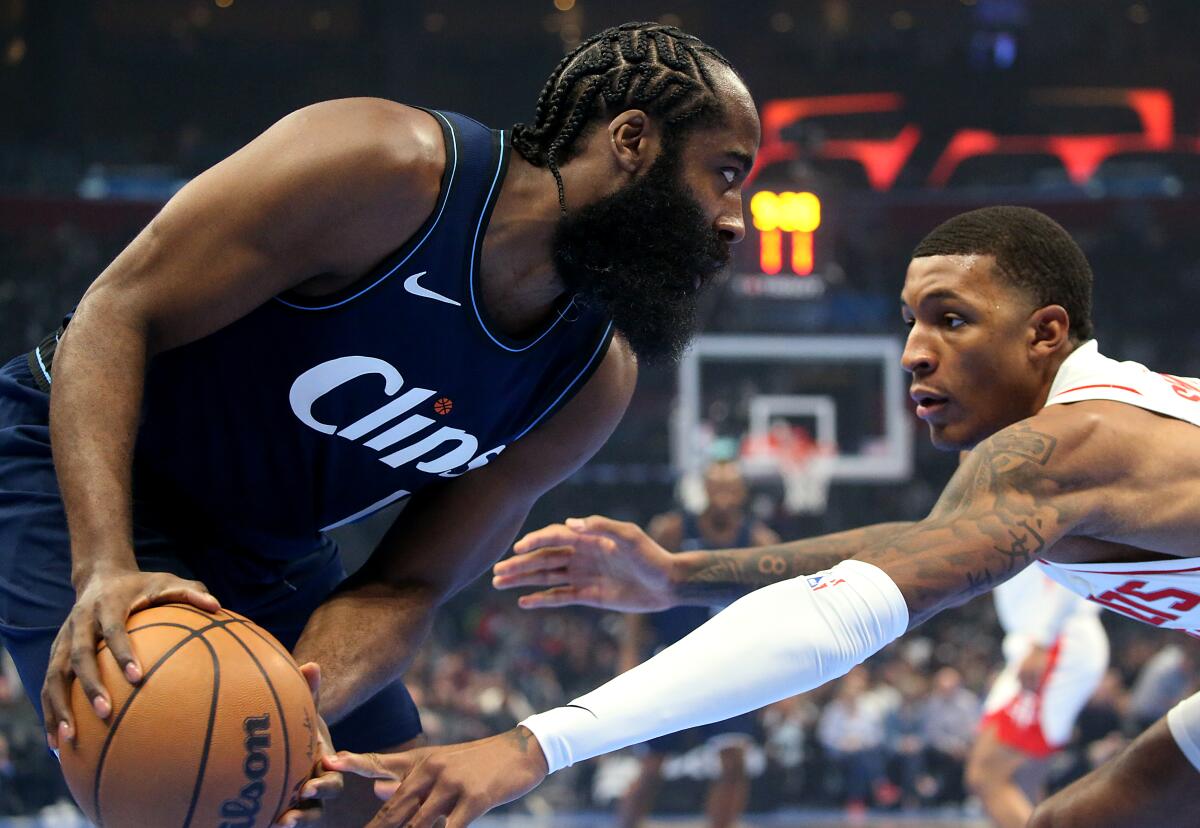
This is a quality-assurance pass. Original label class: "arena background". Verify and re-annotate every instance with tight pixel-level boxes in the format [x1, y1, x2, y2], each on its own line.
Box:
[1, 1, 1198, 825]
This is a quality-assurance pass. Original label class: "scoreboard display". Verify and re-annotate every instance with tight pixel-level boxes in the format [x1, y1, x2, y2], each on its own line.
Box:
[735, 189, 833, 300]
[750, 190, 822, 276]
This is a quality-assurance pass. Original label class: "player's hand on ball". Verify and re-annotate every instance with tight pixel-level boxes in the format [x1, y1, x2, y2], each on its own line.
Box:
[496, 515, 677, 612]
[273, 663, 343, 826]
[42, 566, 219, 749]
[326, 726, 549, 828]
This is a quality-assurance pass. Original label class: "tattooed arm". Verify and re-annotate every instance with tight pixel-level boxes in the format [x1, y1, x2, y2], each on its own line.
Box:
[678, 420, 1084, 616]
[499, 515, 915, 611]
[337, 417, 1098, 825]
[857, 419, 1085, 627]
[671, 521, 914, 605]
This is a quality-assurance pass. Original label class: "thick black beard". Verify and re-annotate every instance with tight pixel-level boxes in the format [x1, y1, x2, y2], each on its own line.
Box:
[552, 150, 730, 365]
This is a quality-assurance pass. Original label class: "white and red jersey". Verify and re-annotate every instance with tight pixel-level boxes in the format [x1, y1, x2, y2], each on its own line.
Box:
[1037, 340, 1200, 638]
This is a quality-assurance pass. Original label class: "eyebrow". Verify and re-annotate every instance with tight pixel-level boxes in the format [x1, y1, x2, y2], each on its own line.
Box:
[724, 151, 754, 174]
[899, 288, 967, 308]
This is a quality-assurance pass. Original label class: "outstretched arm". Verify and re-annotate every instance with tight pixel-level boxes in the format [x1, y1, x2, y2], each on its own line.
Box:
[496, 519, 915, 611]
[858, 420, 1080, 625]
[336, 419, 1095, 827]
[672, 521, 912, 604]
[498, 419, 1074, 614]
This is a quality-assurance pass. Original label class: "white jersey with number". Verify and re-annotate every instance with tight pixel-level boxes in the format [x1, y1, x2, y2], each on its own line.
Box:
[1036, 340, 1200, 638]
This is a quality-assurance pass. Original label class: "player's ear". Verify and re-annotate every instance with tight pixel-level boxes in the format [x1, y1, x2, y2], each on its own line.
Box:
[1029, 304, 1070, 357]
[608, 110, 658, 175]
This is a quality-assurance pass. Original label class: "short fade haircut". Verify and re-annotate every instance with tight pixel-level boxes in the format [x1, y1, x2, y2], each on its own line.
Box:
[912, 206, 1094, 342]
[511, 22, 735, 211]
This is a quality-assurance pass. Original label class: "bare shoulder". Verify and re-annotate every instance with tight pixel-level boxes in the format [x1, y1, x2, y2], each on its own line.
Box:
[1025, 399, 1193, 483]
[932, 412, 1097, 523]
[240, 98, 447, 277]
[970, 404, 1111, 482]
[1032, 399, 1200, 550]
[278, 98, 444, 183]
[274, 100, 444, 215]
[938, 402, 1166, 541]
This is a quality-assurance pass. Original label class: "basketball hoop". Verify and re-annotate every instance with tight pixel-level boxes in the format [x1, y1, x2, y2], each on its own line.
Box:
[740, 422, 836, 515]
[777, 442, 835, 515]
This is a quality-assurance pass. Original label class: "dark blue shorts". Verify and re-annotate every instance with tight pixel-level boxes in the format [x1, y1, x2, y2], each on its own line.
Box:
[644, 710, 759, 755]
[0, 354, 420, 753]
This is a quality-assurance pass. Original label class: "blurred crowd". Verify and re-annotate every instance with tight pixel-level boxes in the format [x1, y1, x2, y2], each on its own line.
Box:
[0, 578, 1195, 819]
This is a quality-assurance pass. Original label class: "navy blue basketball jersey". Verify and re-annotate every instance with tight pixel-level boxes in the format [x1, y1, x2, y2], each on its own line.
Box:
[647, 513, 755, 648]
[32, 110, 613, 554]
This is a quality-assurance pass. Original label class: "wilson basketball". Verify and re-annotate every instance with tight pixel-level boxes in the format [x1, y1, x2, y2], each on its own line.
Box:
[58, 604, 319, 828]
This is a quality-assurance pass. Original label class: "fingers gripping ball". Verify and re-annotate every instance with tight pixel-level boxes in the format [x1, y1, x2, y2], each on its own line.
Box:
[58, 605, 319, 828]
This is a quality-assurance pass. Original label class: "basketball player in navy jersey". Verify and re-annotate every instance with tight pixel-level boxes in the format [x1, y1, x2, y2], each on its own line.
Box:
[619, 460, 777, 828]
[336, 206, 1200, 828]
[0, 23, 760, 825]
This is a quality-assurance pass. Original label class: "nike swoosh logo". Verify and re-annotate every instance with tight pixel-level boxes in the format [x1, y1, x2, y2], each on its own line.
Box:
[403, 271, 461, 307]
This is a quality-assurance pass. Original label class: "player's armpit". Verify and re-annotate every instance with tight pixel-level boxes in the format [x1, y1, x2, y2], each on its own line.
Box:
[855, 420, 1089, 627]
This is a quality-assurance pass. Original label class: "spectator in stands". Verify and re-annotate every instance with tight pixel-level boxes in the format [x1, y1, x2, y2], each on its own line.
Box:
[817, 667, 890, 817]
[920, 667, 981, 805]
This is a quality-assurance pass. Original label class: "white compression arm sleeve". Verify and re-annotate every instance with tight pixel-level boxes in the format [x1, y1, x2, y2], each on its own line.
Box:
[521, 559, 909, 773]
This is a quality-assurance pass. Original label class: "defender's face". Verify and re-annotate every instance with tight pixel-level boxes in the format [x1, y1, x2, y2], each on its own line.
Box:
[900, 255, 1045, 450]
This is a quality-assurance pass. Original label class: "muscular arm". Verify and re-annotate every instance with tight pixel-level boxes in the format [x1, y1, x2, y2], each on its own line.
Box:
[675, 422, 1081, 613]
[41, 99, 448, 738]
[860, 420, 1083, 626]
[517, 417, 1096, 771]
[53, 99, 444, 586]
[670, 522, 914, 605]
[293, 339, 637, 722]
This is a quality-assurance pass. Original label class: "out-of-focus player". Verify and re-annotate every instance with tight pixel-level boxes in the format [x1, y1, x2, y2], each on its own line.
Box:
[965, 565, 1108, 827]
[619, 460, 777, 828]
[331, 207, 1200, 828]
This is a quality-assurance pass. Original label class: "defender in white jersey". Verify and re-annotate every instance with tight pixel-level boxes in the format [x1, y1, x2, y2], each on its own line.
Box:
[966, 566, 1108, 827]
[330, 206, 1200, 828]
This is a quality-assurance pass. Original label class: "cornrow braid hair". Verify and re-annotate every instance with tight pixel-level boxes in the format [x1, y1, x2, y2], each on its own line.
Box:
[512, 22, 735, 212]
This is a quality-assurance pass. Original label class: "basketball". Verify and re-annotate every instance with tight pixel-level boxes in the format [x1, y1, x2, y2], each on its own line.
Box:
[58, 604, 319, 828]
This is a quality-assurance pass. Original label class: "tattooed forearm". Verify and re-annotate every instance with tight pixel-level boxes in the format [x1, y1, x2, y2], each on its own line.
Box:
[673, 522, 916, 604]
[511, 725, 539, 754]
[858, 423, 1072, 628]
